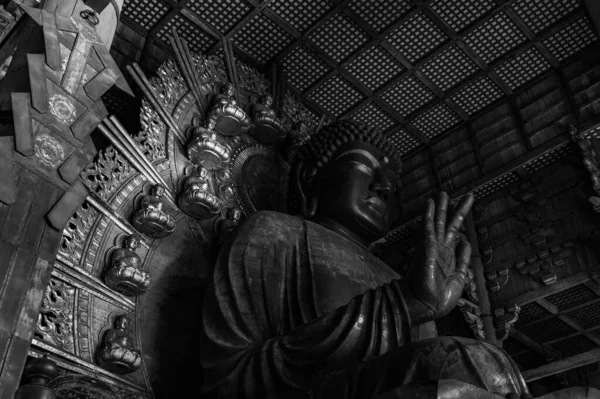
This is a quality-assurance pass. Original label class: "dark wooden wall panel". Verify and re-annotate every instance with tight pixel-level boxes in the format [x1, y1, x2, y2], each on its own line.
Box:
[518, 75, 574, 148]
[473, 104, 525, 172]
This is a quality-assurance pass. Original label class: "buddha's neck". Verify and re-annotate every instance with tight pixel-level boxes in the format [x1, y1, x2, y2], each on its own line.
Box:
[310, 215, 370, 249]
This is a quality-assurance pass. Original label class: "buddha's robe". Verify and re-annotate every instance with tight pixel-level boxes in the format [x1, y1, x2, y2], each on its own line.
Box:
[200, 211, 528, 398]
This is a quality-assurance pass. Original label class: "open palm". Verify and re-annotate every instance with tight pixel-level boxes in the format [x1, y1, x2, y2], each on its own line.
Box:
[408, 192, 474, 319]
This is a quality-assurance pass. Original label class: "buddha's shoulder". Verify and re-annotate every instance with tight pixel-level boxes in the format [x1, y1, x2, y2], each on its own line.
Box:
[238, 211, 305, 238]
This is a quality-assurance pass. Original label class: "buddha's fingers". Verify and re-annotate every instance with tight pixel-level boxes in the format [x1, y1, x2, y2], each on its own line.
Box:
[424, 198, 436, 242]
[435, 192, 449, 242]
[449, 237, 471, 291]
[444, 193, 475, 247]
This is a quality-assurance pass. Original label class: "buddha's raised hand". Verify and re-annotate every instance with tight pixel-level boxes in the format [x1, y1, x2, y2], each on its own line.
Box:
[407, 191, 474, 320]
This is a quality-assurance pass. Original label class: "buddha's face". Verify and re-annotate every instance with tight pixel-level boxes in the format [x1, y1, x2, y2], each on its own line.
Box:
[116, 316, 130, 330]
[263, 96, 273, 107]
[224, 85, 235, 97]
[125, 236, 140, 249]
[153, 185, 165, 197]
[312, 142, 397, 242]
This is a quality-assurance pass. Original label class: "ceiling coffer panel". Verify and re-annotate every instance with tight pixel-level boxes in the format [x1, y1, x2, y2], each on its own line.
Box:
[381, 75, 437, 118]
[430, 0, 495, 33]
[350, 102, 396, 133]
[157, 14, 217, 53]
[349, 0, 413, 33]
[387, 12, 447, 64]
[233, 14, 294, 64]
[309, 74, 365, 118]
[388, 128, 422, 157]
[346, 45, 404, 92]
[283, 46, 331, 93]
[119, 0, 600, 207]
[310, 13, 369, 64]
[269, 0, 332, 34]
[122, 0, 168, 31]
[188, 0, 251, 34]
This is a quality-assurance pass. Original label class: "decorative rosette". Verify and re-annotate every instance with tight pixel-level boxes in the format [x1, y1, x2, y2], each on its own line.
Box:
[208, 103, 251, 136]
[187, 127, 232, 170]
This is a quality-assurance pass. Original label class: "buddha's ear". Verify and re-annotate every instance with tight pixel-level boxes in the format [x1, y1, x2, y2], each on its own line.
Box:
[294, 161, 318, 218]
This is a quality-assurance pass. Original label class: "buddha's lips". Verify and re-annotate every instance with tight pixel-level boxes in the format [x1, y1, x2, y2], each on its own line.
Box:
[365, 196, 386, 213]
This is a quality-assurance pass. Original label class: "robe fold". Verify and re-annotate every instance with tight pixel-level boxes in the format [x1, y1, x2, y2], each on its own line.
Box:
[200, 211, 528, 399]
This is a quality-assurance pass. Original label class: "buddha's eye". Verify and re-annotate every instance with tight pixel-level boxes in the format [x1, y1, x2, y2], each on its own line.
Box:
[350, 161, 373, 175]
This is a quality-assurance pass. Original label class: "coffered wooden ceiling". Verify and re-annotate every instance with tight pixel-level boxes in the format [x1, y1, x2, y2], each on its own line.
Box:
[119, 0, 598, 155]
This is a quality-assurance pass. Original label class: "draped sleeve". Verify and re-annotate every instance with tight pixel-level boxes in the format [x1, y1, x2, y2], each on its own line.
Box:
[200, 211, 413, 398]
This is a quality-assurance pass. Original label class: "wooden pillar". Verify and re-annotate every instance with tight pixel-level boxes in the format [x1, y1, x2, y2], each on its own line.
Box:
[0, 2, 125, 397]
[466, 212, 499, 345]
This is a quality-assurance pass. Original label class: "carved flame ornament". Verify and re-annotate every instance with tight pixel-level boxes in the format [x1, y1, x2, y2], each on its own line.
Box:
[36, 278, 75, 353]
[105, 235, 151, 297]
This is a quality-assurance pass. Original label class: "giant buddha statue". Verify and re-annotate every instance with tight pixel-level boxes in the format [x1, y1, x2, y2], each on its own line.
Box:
[200, 121, 532, 398]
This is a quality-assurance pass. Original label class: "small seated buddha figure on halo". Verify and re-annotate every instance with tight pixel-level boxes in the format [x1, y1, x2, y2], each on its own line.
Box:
[200, 120, 593, 399]
[207, 83, 250, 136]
[187, 124, 232, 170]
[104, 234, 151, 297]
[98, 315, 142, 375]
[132, 184, 175, 238]
[179, 166, 222, 219]
[250, 94, 286, 144]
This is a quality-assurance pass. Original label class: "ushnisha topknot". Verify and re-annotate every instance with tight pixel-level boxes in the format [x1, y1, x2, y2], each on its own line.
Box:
[292, 120, 402, 177]
[287, 120, 402, 213]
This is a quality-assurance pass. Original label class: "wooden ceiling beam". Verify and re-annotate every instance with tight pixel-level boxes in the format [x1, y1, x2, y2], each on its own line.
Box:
[388, 113, 600, 230]
[273, 0, 355, 63]
[522, 347, 600, 382]
[537, 298, 600, 347]
[557, 68, 584, 126]
[508, 94, 534, 151]
[467, 122, 485, 172]
[501, 272, 593, 307]
[509, 328, 562, 361]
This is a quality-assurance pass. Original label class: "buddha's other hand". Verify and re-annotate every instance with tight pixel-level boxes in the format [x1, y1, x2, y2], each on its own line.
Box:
[407, 191, 474, 321]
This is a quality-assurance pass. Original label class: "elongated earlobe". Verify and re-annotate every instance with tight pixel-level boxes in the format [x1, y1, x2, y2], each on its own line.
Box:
[294, 162, 318, 218]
